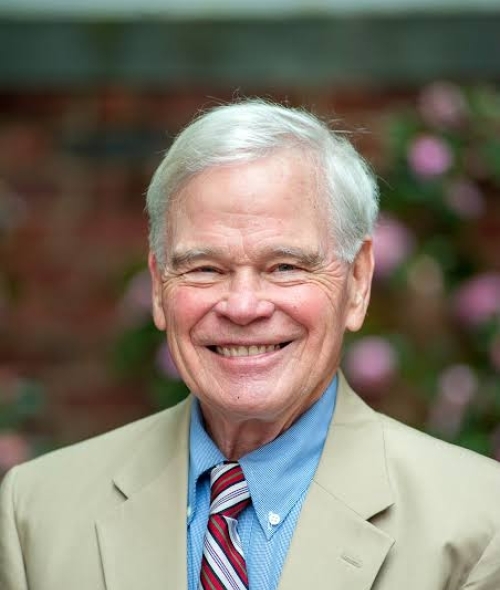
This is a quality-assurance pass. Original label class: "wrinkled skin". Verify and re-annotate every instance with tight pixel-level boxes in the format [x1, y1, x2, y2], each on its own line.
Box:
[149, 150, 374, 458]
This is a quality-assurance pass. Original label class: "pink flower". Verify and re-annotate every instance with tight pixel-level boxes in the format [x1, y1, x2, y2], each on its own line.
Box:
[343, 337, 398, 392]
[119, 270, 152, 325]
[444, 178, 485, 219]
[438, 364, 477, 406]
[373, 215, 415, 279]
[0, 432, 31, 471]
[418, 82, 467, 128]
[427, 364, 477, 437]
[453, 273, 500, 327]
[408, 135, 453, 178]
[155, 342, 181, 380]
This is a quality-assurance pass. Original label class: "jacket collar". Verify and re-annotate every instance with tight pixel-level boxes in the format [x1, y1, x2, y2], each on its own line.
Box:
[96, 373, 395, 590]
[96, 398, 192, 590]
[278, 373, 395, 589]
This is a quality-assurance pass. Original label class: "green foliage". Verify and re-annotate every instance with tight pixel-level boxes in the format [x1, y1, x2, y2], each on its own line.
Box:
[0, 378, 44, 430]
[113, 83, 500, 459]
[344, 82, 500, 458]
[0, 376, 49, 476]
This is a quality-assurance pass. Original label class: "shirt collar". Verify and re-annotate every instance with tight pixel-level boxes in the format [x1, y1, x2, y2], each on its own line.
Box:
[188, 375, 338, 539]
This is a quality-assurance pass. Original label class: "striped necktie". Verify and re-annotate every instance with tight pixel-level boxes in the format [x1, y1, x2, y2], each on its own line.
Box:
[199, 462, 251, 590]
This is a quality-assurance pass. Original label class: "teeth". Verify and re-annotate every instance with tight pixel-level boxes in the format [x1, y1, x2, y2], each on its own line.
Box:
[216, 344, 280, 357]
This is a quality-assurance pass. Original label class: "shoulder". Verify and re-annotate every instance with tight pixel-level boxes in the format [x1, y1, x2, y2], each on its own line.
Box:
[379, 411, 500, 477]
[379, 411, 500, 511]
[1, 398, 190, 504]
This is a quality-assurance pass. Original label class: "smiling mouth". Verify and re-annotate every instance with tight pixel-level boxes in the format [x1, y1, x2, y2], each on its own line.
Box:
[209, 343, 290, 357]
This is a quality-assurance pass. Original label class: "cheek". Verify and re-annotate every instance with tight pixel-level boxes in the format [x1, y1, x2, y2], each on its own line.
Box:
[282, 284, 342, 326]
[163, 287, 215, 331]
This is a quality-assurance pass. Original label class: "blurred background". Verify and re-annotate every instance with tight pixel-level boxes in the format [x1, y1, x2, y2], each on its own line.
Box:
[1, 0, 500, 478]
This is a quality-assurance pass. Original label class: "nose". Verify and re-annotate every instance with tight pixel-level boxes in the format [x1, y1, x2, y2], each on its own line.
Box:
[214, 270, 275, 325]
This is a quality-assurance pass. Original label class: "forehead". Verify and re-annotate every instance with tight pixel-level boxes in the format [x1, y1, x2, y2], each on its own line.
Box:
[166, 150, 329, 230]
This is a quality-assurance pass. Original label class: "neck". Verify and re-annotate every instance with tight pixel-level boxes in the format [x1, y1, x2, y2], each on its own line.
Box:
[199, 402, 315, 460]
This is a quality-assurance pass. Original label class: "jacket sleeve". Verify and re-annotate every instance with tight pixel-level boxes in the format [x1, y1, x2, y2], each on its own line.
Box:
[462, 530, 500, 590]
[0, 468, 29, 590]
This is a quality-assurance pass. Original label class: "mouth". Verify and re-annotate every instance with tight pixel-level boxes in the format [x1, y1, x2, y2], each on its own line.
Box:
[208, 342, 291, 358]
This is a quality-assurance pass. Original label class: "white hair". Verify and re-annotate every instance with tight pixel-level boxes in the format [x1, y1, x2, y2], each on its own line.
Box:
[146, 99, 379, 266]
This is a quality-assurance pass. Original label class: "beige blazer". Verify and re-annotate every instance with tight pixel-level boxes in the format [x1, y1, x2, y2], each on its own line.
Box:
[1, 374, 500, 590]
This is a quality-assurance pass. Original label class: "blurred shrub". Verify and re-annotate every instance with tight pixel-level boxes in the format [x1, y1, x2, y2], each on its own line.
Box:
[113, 83, 500, 459]
[0, 82, 478, 466]
[344, 82, 500, 458]
[114, 269, 189, 410]
[0, 372, 49, 478]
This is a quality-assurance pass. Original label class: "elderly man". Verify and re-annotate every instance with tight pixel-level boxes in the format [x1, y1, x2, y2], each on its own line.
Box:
[1, 100, 499, 590]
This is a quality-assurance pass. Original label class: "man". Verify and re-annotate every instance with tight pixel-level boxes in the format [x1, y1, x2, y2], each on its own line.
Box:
[1, 100, 499, 590]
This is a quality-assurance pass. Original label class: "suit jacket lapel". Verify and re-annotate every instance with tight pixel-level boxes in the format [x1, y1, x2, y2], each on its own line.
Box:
[278, 374, 395, 590]
[94, 374, 393, 590]
[96, 399, 192, 590]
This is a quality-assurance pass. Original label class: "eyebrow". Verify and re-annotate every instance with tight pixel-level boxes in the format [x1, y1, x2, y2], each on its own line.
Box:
[169, 245, 323, 270]
[169, 248, 226, 270]
[262, 246, 323, 267]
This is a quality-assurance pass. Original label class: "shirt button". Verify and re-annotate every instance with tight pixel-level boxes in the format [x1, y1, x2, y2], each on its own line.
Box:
[268, 511, 281, 526]
[187, 505, 192, 519]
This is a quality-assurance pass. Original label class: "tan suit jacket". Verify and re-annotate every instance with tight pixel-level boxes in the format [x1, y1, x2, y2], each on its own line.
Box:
[1, 374, 500, 589]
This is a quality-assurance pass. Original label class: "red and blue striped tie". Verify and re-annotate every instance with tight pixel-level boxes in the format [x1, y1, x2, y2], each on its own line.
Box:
[199, 462, 251, 590]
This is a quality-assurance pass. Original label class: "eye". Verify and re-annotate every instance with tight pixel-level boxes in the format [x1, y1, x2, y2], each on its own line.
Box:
[190, 266, 220, 274]
[273, 263, 299, 273]
[182, 265, 224, 284]
[268, 261, 309, 284]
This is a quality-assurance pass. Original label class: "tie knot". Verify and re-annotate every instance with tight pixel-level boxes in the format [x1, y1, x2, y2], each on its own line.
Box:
[209, 462, 251, 518]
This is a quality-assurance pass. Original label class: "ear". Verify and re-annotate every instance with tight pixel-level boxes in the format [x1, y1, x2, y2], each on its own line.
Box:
[148, 251, 167, 331]
[345, 239, 374, 333]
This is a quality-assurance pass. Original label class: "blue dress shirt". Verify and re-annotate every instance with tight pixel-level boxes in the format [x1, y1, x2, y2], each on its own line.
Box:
[187, 376, 338, 590]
